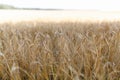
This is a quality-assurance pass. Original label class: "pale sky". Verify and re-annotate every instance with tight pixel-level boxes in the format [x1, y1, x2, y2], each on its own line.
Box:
[0, 0, 120, 11]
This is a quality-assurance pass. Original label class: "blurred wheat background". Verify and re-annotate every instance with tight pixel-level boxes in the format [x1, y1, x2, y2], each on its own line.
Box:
[1, 10, 120, 23]
[0, 21, 120, 80]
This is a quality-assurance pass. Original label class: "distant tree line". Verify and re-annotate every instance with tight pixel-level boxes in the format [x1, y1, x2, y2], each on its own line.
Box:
[0, 4, 16, 9]
[0, 4, 64, 10]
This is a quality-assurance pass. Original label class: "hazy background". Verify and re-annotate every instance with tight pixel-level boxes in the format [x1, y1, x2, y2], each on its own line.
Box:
[0, 0, 120, 11]
[0, 0, 120, 23]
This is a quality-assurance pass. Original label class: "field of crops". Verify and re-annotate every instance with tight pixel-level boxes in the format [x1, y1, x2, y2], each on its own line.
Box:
[0, 10, 120, 80]
[1, 10, 120, 23]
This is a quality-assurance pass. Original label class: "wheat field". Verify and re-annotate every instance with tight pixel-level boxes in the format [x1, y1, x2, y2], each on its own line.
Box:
[1, 10, 120, 23]
[0, 10, 120, 80]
